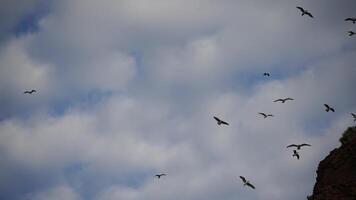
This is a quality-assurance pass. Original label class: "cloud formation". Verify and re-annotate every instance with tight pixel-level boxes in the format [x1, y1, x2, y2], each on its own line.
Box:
[0, 0, 355, 200]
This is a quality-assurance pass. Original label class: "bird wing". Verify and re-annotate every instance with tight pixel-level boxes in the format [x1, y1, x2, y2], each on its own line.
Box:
[285, 98, 294, 101]
[287, 144, 297, 148]
[296, 7, 304, 12]
[274, 99, 283, 102]
[213, 116, 220, 122]
[306, 12, 313, 18]
[324, 104, 329, 108]
[239, 176, 246, 183]
[258, 113, 267, 117]
[246, 182, 255, 189]
[221, 120, 229, 125]
[267, 114, 274, 117]
[345, 18, 354, 21]
[300, 144, 311, 147]
[24, 91, 29, 94]
[329, 107, 335, 112]
[161, 174, 166, 176]
[296, 154, 300, 159]
[351, 113, 356, 118]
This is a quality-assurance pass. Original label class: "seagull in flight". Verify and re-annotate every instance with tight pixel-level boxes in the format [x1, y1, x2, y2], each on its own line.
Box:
[155, 174, 166, 179]
[297, 7, 313, 18]
[348, 31, 355, 36]
[274, 98, 294, 103]
[287, 143, 311, 150]
[258, 112, 274, 118]
[324, 104, 335, 112]
[239, 176, 255, 189]
[263, 72, 270, 77]
[351, 113, 356, 121]
[213, 116, 229, 126]
[345, 18, 356, 24]
[292, 150, 300, 160]
[24, 90, 37, 94]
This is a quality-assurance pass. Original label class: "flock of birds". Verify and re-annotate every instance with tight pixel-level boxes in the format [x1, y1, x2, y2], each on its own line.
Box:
[21, 4, 356, 197]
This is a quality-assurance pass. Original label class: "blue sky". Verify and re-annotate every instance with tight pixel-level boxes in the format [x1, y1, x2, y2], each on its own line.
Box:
[0, 0, 356, 200]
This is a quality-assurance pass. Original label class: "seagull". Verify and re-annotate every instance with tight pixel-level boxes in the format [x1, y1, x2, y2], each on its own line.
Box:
[351, 113, 356, 121]
[239, 176, 255, 189]
[348, 31, 355, 36]
[263, 73, 270, 77]
[292, 150, 300, 160]
[287, 143, 311, 150]
[155, 174, 166, 179]
[297, 7, 313, 18]
[274, 98, 294, 103]
[213, 116, 229, 126]
[258, 112, 274, 118]
[24, 90, 37, 94]
[324, 104, 335, 112]
[345, 18, 356, 24]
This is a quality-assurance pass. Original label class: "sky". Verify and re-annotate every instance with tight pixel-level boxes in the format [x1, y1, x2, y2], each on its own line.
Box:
[0, 0, 356, 199]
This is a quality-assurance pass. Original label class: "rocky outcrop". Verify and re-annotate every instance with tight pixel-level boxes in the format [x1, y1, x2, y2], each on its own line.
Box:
[309, 126, 356, 200]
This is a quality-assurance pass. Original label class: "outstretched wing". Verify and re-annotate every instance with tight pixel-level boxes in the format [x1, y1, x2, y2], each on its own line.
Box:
[239, 176, 246, 183]
[324, 104, 329, 109]
[345, 18, 353, 21]
[287, 144, 297, 148]
[258, 113, 267, 117]
[300, 144, 311, 147]
[24, 91, 30, 94]
[267, 114, 274, 117]
[246, 182, 255, 189]
[296, 7, 304, 12]
[221, 120, 229, 125]
[306, 12, 313, 18]
[213, 116, 220, 122]
[329, 107, 335, 112]
[285, 98, 294, 101]
[274, 99, 283, 102]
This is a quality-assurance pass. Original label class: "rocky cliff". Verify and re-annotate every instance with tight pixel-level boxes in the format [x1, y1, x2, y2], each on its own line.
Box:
[309, 126, 356, 200]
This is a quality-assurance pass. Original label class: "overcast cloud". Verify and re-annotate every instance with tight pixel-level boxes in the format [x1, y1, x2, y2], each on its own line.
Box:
[0, 0, 355, 200]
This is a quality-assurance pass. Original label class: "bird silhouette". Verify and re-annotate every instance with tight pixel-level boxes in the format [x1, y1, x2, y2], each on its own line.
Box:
[274, 98, 294, 103]
[239, 176, 255, 189]
[258, 112, 274, 118]
[324, 104, 335, 112]
[292, 150, 300, 160]
[263, 73, 270, 76]
[348, 31, 355, 36]
[24, 90, 37, 94]
[296, 7, 313, 18]
[287, 143, 311, 150]
[345, 18, 356, 24]
[155, 174, 166, 179]
[213, 116, 229, 126]
[351, 113, 356, 121]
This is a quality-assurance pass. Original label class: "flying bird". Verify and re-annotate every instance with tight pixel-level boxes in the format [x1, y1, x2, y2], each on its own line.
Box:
[345, 18, 356, 24]
[239, 176, 255, 189]
[348, 31, 355, 36]
[24, 90, 37, 94]
[274, 98, 294, 103]
[351, 113, 356, 121]
[287, 143, 311, 150]
[213, 116, 229, 126]
[296, 7, 313, 18]
[292, 150, 300, 160]
[258, 112, 274, 118]
[263, 73, 270, 76]
[155, 174, 166, 179]
[324, 104, 335, 112]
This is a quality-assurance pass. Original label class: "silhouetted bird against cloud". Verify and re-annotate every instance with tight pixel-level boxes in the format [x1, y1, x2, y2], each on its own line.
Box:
[297, 7, 313, 18]
[351, 113, 356, 121]
[24, 90, 36, 94]
[324, 104, 335, 112]
[345, 18, 356, 24]
[263, 73, 270, 76]
[274, 98, 294, 103]
[239, 176, 255, 189]
[293, 150, 300, 160]
[213, 116, 229, 126]
[287, 143, 311, 150]
[155, 174, 166, 179]
[258, 112, 274, 118]
[348, 31, 355, 36]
